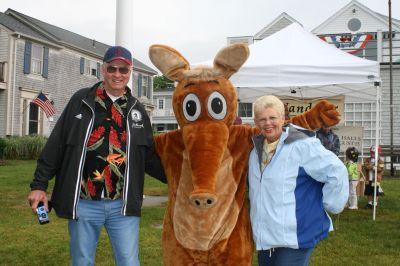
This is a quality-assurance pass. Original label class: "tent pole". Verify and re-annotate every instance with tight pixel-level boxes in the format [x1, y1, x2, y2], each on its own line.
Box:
[373, 82, 381, 221]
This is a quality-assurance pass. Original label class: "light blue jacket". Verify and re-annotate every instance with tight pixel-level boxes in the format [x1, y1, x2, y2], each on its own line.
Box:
[248, 124, 348, 250]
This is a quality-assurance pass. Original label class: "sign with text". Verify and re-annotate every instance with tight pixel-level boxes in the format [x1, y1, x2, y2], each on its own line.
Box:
[280, 96, 344, 122]
[330, 126, 364, 154]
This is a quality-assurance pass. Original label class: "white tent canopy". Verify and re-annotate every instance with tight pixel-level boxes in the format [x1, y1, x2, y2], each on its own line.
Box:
[195, 23, 382, 220]
[196, 23, 381, 102]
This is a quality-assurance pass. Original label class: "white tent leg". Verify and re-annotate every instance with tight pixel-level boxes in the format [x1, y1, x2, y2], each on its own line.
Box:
[373, 84, 381, 221]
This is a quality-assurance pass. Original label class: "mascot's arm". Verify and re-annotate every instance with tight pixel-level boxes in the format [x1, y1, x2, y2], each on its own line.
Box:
[154, 129, 183, 159]
[288, 100, 340, 130]
[230, 125, 260, 148]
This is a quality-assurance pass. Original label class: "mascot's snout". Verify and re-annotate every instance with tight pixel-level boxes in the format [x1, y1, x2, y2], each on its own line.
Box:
[182, 122, 229, 209]
[189, 190, 217, 208]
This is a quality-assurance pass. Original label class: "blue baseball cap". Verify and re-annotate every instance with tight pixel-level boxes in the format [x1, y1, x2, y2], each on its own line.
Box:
[103, 46, 132, 65]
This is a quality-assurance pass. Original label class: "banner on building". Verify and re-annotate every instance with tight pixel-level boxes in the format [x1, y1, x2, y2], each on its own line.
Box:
[280, 96, 344, 120]
[319, 34, 373, 54]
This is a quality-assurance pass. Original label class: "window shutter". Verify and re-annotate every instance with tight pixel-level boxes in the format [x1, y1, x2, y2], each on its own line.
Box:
[138, 73, 142, 97]
[147, 76, 152, 99]
[80, 57, 84, 74]
[42, 47, 49, 78]
[96, 62, 100, 79]
[23, 41, 32, 74]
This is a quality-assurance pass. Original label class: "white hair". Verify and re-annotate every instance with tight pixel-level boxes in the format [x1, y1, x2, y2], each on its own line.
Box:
[253, 95, 285, 118]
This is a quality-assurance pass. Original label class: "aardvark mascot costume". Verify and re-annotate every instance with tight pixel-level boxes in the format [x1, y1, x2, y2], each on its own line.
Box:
[149, 43, 340, 265]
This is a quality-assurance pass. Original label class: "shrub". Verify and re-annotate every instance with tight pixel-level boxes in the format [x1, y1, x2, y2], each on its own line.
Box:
[3, 135, 47, 159]
[0, 137, 6, 160]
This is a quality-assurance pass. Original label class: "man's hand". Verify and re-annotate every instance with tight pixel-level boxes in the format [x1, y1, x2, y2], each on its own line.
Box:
[27, 190, 49, 213]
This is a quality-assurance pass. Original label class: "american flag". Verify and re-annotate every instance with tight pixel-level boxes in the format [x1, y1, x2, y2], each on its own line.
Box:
[31, 92, 56, 118]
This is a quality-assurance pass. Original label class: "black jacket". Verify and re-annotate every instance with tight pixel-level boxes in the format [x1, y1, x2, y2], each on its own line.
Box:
[31, 82, 166, 219]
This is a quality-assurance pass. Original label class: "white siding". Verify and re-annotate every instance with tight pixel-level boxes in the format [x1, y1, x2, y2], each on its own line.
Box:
[380, 64, 400, 146]
[314, 5, 390, 34]
[0, 27, 10, 136]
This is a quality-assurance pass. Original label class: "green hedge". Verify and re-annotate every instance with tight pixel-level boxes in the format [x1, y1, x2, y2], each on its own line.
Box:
[2, 136, 47, 160]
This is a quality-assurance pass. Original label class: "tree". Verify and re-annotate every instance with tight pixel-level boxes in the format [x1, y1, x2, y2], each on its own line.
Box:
[153, 75, 174, 91]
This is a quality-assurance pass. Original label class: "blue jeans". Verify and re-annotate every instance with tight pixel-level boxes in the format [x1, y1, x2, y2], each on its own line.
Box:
[258, 247, 314, 266]
[68, 199, 140, 266]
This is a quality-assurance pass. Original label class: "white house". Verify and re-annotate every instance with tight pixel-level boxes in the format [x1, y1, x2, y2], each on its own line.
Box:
[0, 8, 158, 137]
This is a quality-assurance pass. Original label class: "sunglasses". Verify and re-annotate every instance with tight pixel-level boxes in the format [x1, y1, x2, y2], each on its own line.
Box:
[106, 65, 130, 74]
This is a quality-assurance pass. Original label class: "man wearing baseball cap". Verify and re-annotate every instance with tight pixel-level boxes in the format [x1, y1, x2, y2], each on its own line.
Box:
[28, 45, 166, 266]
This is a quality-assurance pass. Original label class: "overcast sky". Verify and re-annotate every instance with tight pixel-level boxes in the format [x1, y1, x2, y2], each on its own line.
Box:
[1, 0, 398, 70]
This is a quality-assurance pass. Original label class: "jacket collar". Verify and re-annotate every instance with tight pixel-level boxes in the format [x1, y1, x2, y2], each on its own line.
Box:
[251, 124, 315, 163]
[82, 81, 135, 109]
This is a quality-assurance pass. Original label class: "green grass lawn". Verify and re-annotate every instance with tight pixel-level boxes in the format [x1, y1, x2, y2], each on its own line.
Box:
[0, 160, 399, 265]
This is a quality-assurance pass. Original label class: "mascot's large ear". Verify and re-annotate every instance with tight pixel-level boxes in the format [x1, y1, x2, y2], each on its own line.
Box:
[213, 44, 249, 79]
[149, 44, 190, 82]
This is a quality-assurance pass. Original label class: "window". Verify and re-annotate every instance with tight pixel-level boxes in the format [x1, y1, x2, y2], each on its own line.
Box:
[85, 59, 98, 77]
[80, 57, 100, 78]
[24, 42, 49, 78]
[238, 102, 253, 118]
[142, 75, 148, 97]
[29, 104, 39, 135]
[138, 75, 152, 98]
[158, 99, 164, 110]
[344, 102, 381, 151]
[156, 125, 165, 132]
[0, 62, 5, 82]
[31, 44, 43, 75]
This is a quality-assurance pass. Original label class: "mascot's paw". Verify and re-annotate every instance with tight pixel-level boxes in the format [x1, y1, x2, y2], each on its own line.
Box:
[290, 100, 341, 130]
[313, 100, 340, 127]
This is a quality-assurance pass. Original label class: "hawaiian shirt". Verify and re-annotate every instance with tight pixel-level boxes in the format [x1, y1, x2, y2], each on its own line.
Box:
[81, 83, 128, 200]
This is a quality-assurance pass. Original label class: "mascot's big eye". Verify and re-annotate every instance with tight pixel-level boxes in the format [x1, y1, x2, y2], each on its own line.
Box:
[207, 91, 227, 120]
[182, 93, 201, 122]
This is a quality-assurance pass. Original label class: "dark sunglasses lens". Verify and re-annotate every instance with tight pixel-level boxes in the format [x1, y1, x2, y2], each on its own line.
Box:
[106, 66, 117, 73]
[119, 67, 129, 74]
[106, 66, 129, 74]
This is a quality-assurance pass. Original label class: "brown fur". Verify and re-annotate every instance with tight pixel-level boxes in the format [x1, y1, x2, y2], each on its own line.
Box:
[150, 44, 340, 265]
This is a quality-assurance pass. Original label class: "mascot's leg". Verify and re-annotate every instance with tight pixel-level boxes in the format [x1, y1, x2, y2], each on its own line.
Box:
[162, 210, 253, 265]
[210, 207, 254, 266]
[162, 216, 209, 266]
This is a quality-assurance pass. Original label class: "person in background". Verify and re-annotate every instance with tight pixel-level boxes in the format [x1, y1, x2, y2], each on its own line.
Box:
[233, 116, 242, 125]
[356, 163, 366, 200]
[363, 145, 384, 209]
[316, 126, 340, 156]
[248, 95, 348, 266]
[345, 147, 360, 209]
[27, 46, 166, 266]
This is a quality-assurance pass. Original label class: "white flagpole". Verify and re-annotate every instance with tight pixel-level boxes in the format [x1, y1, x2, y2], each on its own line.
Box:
[115, 0, 134, 90]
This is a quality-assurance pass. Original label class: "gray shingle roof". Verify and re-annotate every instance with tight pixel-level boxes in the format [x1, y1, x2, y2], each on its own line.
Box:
[0, 11, 54, 43]
[0, 8, 157, 74]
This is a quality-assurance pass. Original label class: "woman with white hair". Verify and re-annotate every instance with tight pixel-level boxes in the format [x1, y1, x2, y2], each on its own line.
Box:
[248, 95, 348, 266]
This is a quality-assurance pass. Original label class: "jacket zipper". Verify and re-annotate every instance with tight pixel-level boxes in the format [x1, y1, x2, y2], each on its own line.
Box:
[251, 138, 265, 248]
[251, 138, 266, 182]
[72, 100, 94, 220]
[121, 99, 137, 216]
